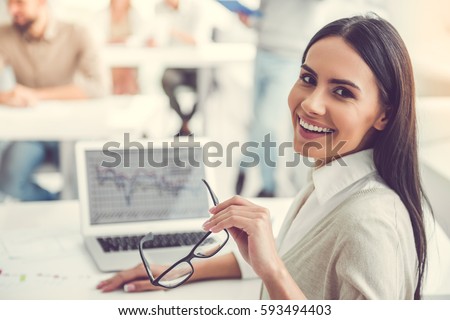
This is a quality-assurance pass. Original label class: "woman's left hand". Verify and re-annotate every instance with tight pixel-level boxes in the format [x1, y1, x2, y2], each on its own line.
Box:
[203, 196, 281, 280]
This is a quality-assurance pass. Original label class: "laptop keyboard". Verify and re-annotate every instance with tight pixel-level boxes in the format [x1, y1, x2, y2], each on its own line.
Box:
[97, 231, 208, 253]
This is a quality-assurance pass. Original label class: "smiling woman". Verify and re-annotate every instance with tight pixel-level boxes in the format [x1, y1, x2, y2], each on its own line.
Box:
[289, 35, 388, 165]
[293, 15, 431, 300]
[97, 14, 432, 300]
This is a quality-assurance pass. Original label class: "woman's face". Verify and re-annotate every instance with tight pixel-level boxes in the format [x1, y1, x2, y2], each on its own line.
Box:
[288, 36, 387, 165]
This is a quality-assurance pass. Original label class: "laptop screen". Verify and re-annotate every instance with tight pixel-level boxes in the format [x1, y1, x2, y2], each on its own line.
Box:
[84, 147, 209, 225]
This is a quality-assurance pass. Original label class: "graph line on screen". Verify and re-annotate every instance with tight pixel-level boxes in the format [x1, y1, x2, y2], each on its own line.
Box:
[84, 148, 209, 225]
[95, 166, 201, 205]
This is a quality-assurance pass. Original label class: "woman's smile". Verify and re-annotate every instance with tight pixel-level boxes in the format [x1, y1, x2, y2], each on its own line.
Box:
[296, 115, 336, 140]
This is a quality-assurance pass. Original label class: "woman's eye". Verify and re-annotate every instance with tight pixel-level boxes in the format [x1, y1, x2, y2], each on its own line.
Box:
[300, 74, 316, 85]
[334, 87, 355, 99]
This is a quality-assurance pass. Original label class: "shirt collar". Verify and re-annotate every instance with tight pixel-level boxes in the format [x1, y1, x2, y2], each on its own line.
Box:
[312, 149, 376, 204]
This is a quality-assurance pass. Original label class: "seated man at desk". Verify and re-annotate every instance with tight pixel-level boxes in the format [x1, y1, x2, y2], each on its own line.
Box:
[0, 0, 107, 201]
[151, 0, 210, 136]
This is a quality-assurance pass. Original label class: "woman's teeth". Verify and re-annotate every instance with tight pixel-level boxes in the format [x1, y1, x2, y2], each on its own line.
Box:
[299, 117, 335, 133]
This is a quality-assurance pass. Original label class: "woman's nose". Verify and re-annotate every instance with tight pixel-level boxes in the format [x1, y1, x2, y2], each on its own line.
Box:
[301, 89, 326, 116]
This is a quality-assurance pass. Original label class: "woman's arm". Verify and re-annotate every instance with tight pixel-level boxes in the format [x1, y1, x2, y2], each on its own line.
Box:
[191, 252, 241, 282]
[97, 252, 241, 293]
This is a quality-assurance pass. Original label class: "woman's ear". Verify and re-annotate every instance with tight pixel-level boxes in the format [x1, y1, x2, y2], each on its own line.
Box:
[373, 109, 389, 131]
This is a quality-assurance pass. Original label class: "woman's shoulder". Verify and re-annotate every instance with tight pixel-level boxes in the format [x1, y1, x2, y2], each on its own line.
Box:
[340, 187, 406, 212]
[333, 188, 412, 242]
[332, 187, 412, 234]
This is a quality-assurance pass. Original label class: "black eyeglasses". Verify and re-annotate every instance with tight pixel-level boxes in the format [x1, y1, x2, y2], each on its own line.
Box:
[139, 179, 229, 289]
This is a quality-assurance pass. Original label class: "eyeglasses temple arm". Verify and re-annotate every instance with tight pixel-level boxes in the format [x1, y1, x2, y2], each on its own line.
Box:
[201, 179, 219, 206]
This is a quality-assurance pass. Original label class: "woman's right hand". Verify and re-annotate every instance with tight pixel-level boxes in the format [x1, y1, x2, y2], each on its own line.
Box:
[96, 263, 167, 293]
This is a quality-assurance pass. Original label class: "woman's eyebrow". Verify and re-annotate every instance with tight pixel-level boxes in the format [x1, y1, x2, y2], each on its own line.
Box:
[301, 63, 361, 91]
[329, 79, 361, 91]
[301, 64, 317, 77]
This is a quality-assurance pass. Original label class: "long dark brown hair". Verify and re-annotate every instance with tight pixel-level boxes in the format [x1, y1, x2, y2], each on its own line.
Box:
[302, 14, 431, 299]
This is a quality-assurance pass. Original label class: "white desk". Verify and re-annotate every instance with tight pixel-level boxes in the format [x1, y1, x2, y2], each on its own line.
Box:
[0, 198, 449, 299]
[0, 95, 161, 141]
[0, 198, 289, 300]
[102, 43, 256, 69]
[0, 95, 162, 199]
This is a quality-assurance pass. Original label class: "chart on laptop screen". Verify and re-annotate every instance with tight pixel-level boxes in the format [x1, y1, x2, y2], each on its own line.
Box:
[85, 147, 209, 225]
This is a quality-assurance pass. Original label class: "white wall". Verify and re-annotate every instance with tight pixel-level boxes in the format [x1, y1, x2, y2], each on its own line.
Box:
[312, 0, 450, 96]
[401, 0, 450, 96]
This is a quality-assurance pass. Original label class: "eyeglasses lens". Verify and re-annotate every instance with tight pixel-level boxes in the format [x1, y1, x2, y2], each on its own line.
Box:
[158, 261, 193, 288]
[193, 230, 228, 258]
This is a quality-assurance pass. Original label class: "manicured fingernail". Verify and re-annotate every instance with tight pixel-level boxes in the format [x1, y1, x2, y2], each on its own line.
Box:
[124, 284, 135, 292]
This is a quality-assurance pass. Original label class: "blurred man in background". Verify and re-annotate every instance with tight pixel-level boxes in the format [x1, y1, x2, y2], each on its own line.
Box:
[0, 0, 107, 201]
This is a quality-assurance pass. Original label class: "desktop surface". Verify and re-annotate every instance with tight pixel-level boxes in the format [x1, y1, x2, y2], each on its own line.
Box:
[0, 199, 449, 300]
[0, 200, 269, 300]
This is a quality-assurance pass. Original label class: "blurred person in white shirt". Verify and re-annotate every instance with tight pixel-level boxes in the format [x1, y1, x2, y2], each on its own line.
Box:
[94, 0, 149, 95]
[150, 0, 211, 135]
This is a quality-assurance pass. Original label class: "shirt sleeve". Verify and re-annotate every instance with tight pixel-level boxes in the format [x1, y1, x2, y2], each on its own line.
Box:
[72, 24, 109, 98]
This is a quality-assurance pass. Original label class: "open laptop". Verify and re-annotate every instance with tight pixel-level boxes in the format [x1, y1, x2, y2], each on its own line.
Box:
[75, 139, 216, 272]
